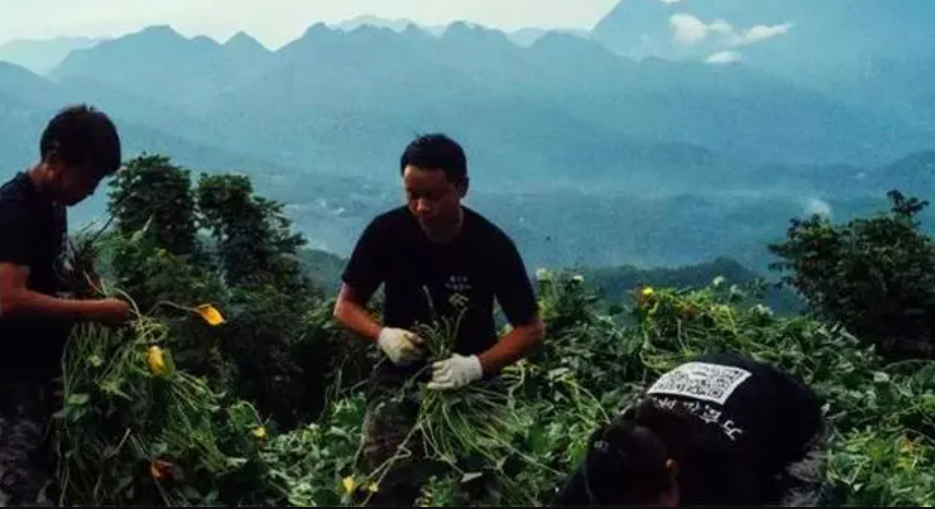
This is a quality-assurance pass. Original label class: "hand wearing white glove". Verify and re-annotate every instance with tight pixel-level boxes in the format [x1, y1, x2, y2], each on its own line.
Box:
[427, 354, 484, 391]
[377, 328, 425, 366]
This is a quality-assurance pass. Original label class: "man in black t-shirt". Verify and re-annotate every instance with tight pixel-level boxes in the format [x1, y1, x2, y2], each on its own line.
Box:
[334, 133, 545, 505]
[552, 352, 828, 507]
[0, 104, 131, 505]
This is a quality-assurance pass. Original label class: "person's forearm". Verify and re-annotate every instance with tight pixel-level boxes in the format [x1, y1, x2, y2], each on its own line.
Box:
[1, 287, 102, 321]
[333, 298, 383, 342]
[478, 319, 545, 375]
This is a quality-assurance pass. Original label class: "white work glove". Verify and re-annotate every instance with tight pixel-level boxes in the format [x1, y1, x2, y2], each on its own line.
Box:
[377, 328, 425, 366]
[427, 354, 483, 391]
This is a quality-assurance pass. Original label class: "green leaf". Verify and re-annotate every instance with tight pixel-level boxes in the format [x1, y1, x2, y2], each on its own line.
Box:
[226, 456, 249, 469]
[67, 393, 90, 406]
[461, 472, 484, 484]
[182, 485, 202, 500]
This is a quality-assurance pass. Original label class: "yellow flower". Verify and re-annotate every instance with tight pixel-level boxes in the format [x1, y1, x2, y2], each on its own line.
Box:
[641, 287, 654, 297]
[343, 476, 357, 494]
[368, 483, 379, 493]
[147, 346, 166, 375]
[196, 304, 226, 326]
[252, 426, 267, 439]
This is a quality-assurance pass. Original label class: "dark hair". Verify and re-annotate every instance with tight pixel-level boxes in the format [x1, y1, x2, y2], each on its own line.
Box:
[580, 398, 767, 506]
[399, 133, 467, 183]
[579, 399, 689, 505]
[40, 104, 122, 177]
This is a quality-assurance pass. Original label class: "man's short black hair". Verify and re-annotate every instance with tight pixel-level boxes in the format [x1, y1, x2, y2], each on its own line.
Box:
[40, 104, 122, 177]
[399, 133, 467, 183]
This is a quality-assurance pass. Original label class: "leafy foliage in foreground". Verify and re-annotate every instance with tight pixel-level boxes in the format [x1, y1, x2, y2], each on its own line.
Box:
[259, 273, 935, 507]
[55, 155, 935, 508]
[56, 317, 276, 506]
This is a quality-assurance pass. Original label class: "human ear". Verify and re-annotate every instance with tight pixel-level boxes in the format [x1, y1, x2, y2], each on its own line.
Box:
[665, 459, 679, 479]
[661, 459, 680, 507]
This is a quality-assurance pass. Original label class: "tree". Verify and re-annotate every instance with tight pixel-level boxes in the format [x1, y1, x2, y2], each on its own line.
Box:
[106, 155, 217, 313]
[100, 154, 357, 426]
[196, 174, 310, 293]
[109, 154, 201, 257]
[768, 190, 935, 359]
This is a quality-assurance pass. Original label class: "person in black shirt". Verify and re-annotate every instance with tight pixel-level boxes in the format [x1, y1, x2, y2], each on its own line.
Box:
[0, 104, 131, 505]
[334, 133, 545, 505]
[552, 352, 828, 507]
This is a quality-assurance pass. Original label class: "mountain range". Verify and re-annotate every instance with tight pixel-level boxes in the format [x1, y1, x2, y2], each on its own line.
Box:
[40, 21, 933, 170]
[1, 1, 933, 277]
[0, 36, 105, 74]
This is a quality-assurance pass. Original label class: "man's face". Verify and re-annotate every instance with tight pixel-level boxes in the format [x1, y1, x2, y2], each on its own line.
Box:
[403, 164, 465, 239]
[48, 162, 106, 206]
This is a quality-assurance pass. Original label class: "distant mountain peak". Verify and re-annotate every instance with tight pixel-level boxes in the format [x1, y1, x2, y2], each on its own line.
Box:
[0, 60, 38, 77]
[225, 31, 269, 53]
[349, 23, 397, 36]
[334, 15, 418, 33]
[441, 21, 512, 46]
[103, 24, 190, 50]
[191, 34, 221, 48]
[300, 22, 335, 40]
[0, 35, 107, 74]
[400, 23, 433, 40]
[443, 20, 484, 34]
[138, 24, 183, 38]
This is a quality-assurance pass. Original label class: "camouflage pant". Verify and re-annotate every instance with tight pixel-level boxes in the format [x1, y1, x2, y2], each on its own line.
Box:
[359, 389, 426, 507]
[775, 430, 840, 507]
[0, 382, 56, 507]
[358, 381, 503, 507]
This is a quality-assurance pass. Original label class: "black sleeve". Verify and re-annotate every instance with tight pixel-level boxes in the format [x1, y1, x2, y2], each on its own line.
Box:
[492, 236, 539, 326]
[341, 217, 388, 301]
[779, 370, 824, 456]
[763, 364, 824, 464]
[0, 201, 33, 266]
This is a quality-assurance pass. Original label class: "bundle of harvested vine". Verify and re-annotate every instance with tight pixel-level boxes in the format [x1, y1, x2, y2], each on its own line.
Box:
[54, 310, 278, 506]
[353, 314, 552, 506]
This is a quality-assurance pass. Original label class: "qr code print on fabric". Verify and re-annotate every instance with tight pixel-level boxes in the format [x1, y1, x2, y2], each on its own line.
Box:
[647, 362, 753, 405]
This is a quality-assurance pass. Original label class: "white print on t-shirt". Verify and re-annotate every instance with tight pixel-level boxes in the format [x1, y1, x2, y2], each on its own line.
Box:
[651, 396, 747, 442]
[722, 419, 744, 440]
[445, 274, 472, 309]
[647, 362, 754, 405]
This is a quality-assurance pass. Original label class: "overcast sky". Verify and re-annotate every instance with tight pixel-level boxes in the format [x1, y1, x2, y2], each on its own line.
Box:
[0, 0, 622, 48]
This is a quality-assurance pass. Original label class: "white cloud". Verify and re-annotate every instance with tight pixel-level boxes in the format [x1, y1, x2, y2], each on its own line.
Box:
[670, 14, 712, 46]
[669, 14, 794, 49]
[736, 23, 795, 46]
[706, 51, 741, 64]
[804, 197, 833, 218]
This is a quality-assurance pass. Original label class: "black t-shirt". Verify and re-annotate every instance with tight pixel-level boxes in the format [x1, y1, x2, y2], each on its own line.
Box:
[553, 352, 823, 506]
[644, 352, 823, 473]
[0, 172, 71, 381]
[342, 206, 539, 383]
